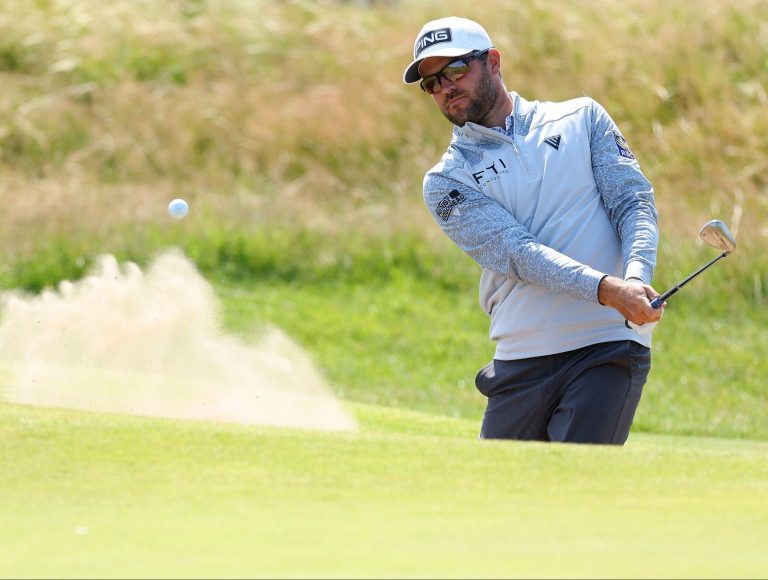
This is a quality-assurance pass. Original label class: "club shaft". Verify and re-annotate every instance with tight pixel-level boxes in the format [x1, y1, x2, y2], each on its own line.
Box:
[651, 252, 726, 308]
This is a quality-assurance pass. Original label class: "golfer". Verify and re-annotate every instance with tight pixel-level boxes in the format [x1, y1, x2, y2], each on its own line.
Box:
[404, 17, 664, 444]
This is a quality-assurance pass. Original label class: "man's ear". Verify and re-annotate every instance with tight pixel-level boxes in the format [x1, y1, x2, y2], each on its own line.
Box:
[487, 48, 502, 75]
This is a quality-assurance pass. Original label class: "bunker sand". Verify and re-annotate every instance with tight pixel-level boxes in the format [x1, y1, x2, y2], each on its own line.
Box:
[0, 250, 357, 432]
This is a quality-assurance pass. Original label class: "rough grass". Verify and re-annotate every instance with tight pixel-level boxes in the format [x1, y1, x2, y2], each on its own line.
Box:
[1, 0, 767, 263]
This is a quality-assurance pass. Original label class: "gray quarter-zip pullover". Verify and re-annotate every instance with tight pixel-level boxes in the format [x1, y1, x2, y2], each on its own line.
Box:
[423, 93, 658, 359]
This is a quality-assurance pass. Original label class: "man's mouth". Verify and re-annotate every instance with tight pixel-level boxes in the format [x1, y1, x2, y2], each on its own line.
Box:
[447, 95, 465, 108]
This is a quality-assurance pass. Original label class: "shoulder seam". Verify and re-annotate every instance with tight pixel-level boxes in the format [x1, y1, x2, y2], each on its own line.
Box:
[529, 98, 592, 131]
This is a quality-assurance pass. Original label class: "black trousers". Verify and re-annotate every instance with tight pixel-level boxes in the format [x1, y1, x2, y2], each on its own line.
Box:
[475, 340, 651, 445]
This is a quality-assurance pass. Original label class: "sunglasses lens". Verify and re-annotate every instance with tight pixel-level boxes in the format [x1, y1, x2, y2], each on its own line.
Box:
[421, 77, 440, 94]
[443, 64, 469, 82]
[419, 57, 476, 94]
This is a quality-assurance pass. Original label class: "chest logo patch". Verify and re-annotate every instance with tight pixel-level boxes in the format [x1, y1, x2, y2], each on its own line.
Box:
[436, 189, 466, 222]
[544, 135, 561, 150]
[613, 131, 635, 160]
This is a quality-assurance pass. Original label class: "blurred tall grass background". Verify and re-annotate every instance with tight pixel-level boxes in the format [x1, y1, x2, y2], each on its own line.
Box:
[1, 0, 766, 291]
[1, 0, 767, 438]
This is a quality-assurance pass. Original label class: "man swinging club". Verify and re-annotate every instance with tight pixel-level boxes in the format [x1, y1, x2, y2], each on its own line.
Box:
[403, 17, 664, 444]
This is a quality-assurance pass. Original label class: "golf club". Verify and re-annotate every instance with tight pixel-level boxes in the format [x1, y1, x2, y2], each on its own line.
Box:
[650, 219, 736, 307]
[627, 219, 736, 333]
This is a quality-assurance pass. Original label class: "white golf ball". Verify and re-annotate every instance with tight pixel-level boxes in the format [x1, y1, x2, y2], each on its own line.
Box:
[168, 198, 189, 219]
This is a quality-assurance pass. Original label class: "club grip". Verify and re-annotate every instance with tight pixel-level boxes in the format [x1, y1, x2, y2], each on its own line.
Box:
[650, 296, 664, 309]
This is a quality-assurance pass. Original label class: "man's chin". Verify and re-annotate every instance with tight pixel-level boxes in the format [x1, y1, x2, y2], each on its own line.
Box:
[442, 110, 468, 126]
[443, 100, 467, 125]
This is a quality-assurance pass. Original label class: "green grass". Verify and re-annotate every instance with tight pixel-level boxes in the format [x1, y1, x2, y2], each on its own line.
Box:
[2, 258, 766, 578]
[216, 275, 490, 419]
[3, 246, 766, 441]
[212, 275, 768, 441]
[1, 402, 766, 579]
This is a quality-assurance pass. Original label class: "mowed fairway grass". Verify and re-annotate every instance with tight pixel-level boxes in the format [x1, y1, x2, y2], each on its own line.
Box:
[2, 401, 767, 579]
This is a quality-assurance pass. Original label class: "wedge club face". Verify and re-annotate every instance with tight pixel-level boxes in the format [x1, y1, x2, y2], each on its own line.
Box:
[641, 219, 737, 314]
[699, 220, 736, 255]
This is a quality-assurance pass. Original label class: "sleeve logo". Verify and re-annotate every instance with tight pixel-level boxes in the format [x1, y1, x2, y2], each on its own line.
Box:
[436, 189, 466, 221]
[613, 131, 635, 160]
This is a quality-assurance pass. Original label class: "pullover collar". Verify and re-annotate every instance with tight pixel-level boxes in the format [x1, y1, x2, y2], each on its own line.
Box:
[451, 92, 536, 143]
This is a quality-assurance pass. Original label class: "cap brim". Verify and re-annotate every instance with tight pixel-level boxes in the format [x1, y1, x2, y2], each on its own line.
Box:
[402, 47, 477, 84]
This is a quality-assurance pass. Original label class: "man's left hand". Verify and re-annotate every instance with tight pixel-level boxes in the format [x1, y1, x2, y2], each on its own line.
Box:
[597, 275, 665, 327]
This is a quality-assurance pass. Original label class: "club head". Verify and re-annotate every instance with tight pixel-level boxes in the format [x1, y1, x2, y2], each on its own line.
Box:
[699, 220, 736, 255]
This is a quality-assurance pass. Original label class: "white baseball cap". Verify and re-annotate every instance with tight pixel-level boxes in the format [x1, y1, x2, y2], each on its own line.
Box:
[403, 17, 493, 84]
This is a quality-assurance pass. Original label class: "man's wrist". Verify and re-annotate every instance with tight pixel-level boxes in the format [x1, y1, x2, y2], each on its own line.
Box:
[597, 274, 613, 306]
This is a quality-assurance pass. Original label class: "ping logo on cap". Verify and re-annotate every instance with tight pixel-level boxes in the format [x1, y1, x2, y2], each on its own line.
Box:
[414, 27, 452, 57]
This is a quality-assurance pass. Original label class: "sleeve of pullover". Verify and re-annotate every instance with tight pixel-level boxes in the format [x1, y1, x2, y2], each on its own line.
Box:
[589, 100, 659, 283]
[423, 172, 605, 303]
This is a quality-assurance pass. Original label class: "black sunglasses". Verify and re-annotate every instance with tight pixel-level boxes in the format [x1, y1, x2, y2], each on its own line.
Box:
[419, 48, 492, 94]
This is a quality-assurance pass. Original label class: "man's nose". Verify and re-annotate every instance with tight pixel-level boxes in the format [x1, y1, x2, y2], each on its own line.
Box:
[438, 77, 457, 94]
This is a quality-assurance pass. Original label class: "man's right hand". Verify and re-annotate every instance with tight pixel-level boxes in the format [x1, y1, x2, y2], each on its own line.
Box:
[597, 275, 665, 327]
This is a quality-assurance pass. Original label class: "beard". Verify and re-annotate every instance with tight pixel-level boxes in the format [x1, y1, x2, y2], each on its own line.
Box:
[441, 66, 498, 127]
